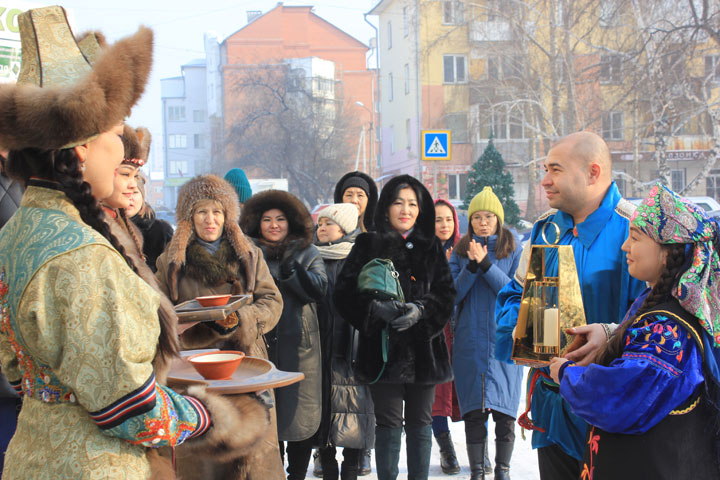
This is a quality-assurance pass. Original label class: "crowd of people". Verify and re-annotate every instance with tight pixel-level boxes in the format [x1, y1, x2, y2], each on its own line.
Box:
[1, 6, 720, 480]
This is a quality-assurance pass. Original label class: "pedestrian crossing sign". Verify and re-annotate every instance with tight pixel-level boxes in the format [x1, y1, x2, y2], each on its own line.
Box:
[422, 130, 451, 161]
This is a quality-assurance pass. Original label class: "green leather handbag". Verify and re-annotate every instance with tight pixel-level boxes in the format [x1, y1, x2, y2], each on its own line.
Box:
[357, 258, 405, 384]
[357, 258, 405, 302]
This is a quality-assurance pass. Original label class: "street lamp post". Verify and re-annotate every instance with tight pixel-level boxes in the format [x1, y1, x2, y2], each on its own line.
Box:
[356, 100, 375, 177]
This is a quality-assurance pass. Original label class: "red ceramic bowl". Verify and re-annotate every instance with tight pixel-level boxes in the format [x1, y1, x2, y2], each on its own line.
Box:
[187, 350, 246, 380]
[196, 294, 232, 307]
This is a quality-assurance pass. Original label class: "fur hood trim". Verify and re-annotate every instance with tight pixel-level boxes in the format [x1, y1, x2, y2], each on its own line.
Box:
[240, 190, 314, 250]
[165, 174, 253, 301]
[334, 171, 378, 231]
[0, 12, 153, 151]
[375, 175, 436, 242]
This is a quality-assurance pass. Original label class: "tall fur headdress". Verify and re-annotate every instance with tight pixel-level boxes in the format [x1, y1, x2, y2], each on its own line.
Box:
[0, 6, 153, 151]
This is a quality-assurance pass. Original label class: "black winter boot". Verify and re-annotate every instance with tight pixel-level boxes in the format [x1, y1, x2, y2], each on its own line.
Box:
[466, 442, 486, 480]
[484, 439, 493, 475]
[358, 449, 372, 476]
[434, 431, 460, 474]
[340, 461, 358, 480]
[313, 450, 323, 477]
[494, 441, 513, 480]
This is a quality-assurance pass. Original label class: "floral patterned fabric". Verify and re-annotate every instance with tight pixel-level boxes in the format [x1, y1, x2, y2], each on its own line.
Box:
[0, 186, 207, 479]
[631, 182, 720, 347]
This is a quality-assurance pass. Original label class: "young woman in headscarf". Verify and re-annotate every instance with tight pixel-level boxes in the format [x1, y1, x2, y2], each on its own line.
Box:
[550, 183, 720, 479]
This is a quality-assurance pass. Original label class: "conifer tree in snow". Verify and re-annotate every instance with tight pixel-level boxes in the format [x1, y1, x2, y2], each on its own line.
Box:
[462, 136, 521, 226]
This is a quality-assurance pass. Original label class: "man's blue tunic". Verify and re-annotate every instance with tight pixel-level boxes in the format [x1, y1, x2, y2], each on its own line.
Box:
[495, 182, 647, 460]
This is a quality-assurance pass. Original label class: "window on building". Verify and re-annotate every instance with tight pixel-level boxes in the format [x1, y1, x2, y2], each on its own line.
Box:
[390, 125, 395, 154]
[168, 134, 187, 148]
[446, 112, 469, 143]
[404, 64, 410, 94]
[602, 111, 623, 140]
[313, 77, 334, 93]
[486, 0, 501, 21]
[168, 160, 188, 176]
[288, 68, 306, 92]
[447, 173, 469, 201]
[193, 110, 206, 122]
[168, 106, 185, 122]
[389, 72, 394, 101]
[705, 55, 720, 82]
[403, 6, 409, 37]
[671, 169, 686, 193]
[406, 119, 411, 149]
[487, 56, 524, 80]
[614, 170, 628, 197]
[194, 134, 204, 149]
[487, 105, 527, 139]
[387, 21, 392, 49]
[599, 55, 622, 83]
[443, 55, 467, 83]
[443, 1, 464, 25]
[708, 169, 720, 201]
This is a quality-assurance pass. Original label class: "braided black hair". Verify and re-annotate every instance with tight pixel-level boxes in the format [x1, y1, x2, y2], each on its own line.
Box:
[6, 148, 139, 274]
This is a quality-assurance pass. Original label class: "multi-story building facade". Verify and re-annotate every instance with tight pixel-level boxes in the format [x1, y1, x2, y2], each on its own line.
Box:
[160, 59, 211, 208]
[371, 0, 720, 217]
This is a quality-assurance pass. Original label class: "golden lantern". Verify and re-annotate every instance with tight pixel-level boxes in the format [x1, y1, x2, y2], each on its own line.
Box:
[511, 222, 586, 367]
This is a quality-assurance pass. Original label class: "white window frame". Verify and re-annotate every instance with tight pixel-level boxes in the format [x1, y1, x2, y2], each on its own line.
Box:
[390, 125, 395, 154]
[443, 1, 464, 25]
[404, 64, 410, 94]
[443, 55, 467, 84]
[168, 106, 185, 122]
[602, 111, 624, 140]
[168, 134, 187, 149]
[388, 72, 394, 102]
[387, 20, 392, 49]
[403, 6, 409, 37]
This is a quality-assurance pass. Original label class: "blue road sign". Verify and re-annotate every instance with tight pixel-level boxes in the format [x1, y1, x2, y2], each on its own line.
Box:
[422, 130, 451, 161]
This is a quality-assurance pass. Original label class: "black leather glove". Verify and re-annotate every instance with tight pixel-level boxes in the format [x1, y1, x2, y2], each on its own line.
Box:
[369, 299, 406, 323]
[280, 258, 298, 278]
[390, 302, 424, 332]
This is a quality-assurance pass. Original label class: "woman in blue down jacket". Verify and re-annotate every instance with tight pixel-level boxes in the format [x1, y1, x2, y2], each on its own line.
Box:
[449, 187, 523, 480]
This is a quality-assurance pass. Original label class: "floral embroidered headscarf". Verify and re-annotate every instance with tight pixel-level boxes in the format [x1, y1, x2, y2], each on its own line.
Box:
[631, 183, 720, 347]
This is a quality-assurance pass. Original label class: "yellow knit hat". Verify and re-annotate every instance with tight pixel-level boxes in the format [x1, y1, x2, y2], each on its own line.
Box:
[468, 186, 504, 225]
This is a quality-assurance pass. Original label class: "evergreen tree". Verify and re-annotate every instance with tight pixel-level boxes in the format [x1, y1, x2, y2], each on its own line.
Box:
[462, 136, 521, 226]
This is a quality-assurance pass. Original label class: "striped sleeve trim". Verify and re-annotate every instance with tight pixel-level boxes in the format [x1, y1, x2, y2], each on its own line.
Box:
[9, 379, 23, 396]
[89, 374, 157, 429]
[184, 395, 212, 438]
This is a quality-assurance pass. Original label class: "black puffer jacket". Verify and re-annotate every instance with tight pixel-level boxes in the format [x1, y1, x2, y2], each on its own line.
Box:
[315, 230, 375, 449]
[240, 190, 328, 442]
[334, 175, 455, 385]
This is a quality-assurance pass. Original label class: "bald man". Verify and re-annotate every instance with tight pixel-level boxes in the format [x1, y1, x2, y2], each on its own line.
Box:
[493, 132, 646, 480]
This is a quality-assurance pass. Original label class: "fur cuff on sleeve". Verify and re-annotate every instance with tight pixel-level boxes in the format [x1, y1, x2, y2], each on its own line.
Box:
[181, 386, 270, 463]
[233, 307, 260, 354]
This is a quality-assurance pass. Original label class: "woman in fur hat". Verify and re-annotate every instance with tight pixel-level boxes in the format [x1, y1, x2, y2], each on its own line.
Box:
[334, 171, 378, 233]
[313, 204, 375, 480]
[333, 175, 456, 480]
[240, 190, 328, 480]
[0, 7, 269, 479]
[155, 174, 285, 479]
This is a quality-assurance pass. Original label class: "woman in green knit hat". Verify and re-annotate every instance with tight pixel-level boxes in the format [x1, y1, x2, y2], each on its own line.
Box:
[449, 186, 524, 479]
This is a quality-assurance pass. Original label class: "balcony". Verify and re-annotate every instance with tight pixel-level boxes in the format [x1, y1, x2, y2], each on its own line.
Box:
[469, 21, 513, 43]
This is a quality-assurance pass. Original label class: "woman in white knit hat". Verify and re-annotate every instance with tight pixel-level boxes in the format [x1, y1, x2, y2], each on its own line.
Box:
[313, 204, 375, 480]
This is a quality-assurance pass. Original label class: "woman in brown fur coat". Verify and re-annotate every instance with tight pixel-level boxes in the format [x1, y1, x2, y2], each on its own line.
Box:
[156, 174, 285, 479]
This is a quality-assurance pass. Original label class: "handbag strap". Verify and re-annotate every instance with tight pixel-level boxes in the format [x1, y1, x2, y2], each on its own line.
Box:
[368, 326, 389, 385]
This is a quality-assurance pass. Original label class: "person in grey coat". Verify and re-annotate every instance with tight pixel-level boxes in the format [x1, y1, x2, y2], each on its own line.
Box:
[240, 189, 328, 480]
[449, 187, 524, 480]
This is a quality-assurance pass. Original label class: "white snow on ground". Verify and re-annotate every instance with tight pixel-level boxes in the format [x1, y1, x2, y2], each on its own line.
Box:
[302, 368, 540, 480]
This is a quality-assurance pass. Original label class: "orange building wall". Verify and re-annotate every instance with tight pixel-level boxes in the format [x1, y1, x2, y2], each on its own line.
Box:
[220, 5, 376, 173]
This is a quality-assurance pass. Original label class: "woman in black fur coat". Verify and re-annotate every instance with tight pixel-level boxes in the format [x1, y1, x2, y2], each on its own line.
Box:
[334, 175, 456, 480]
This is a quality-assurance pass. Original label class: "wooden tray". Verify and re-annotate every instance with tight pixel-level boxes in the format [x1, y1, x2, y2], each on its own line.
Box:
[175, 294, 252, 323]
[167, 351, 305, 394]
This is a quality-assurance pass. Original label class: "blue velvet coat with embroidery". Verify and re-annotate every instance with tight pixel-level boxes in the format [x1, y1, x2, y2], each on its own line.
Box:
[559, 310, 704, 434]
